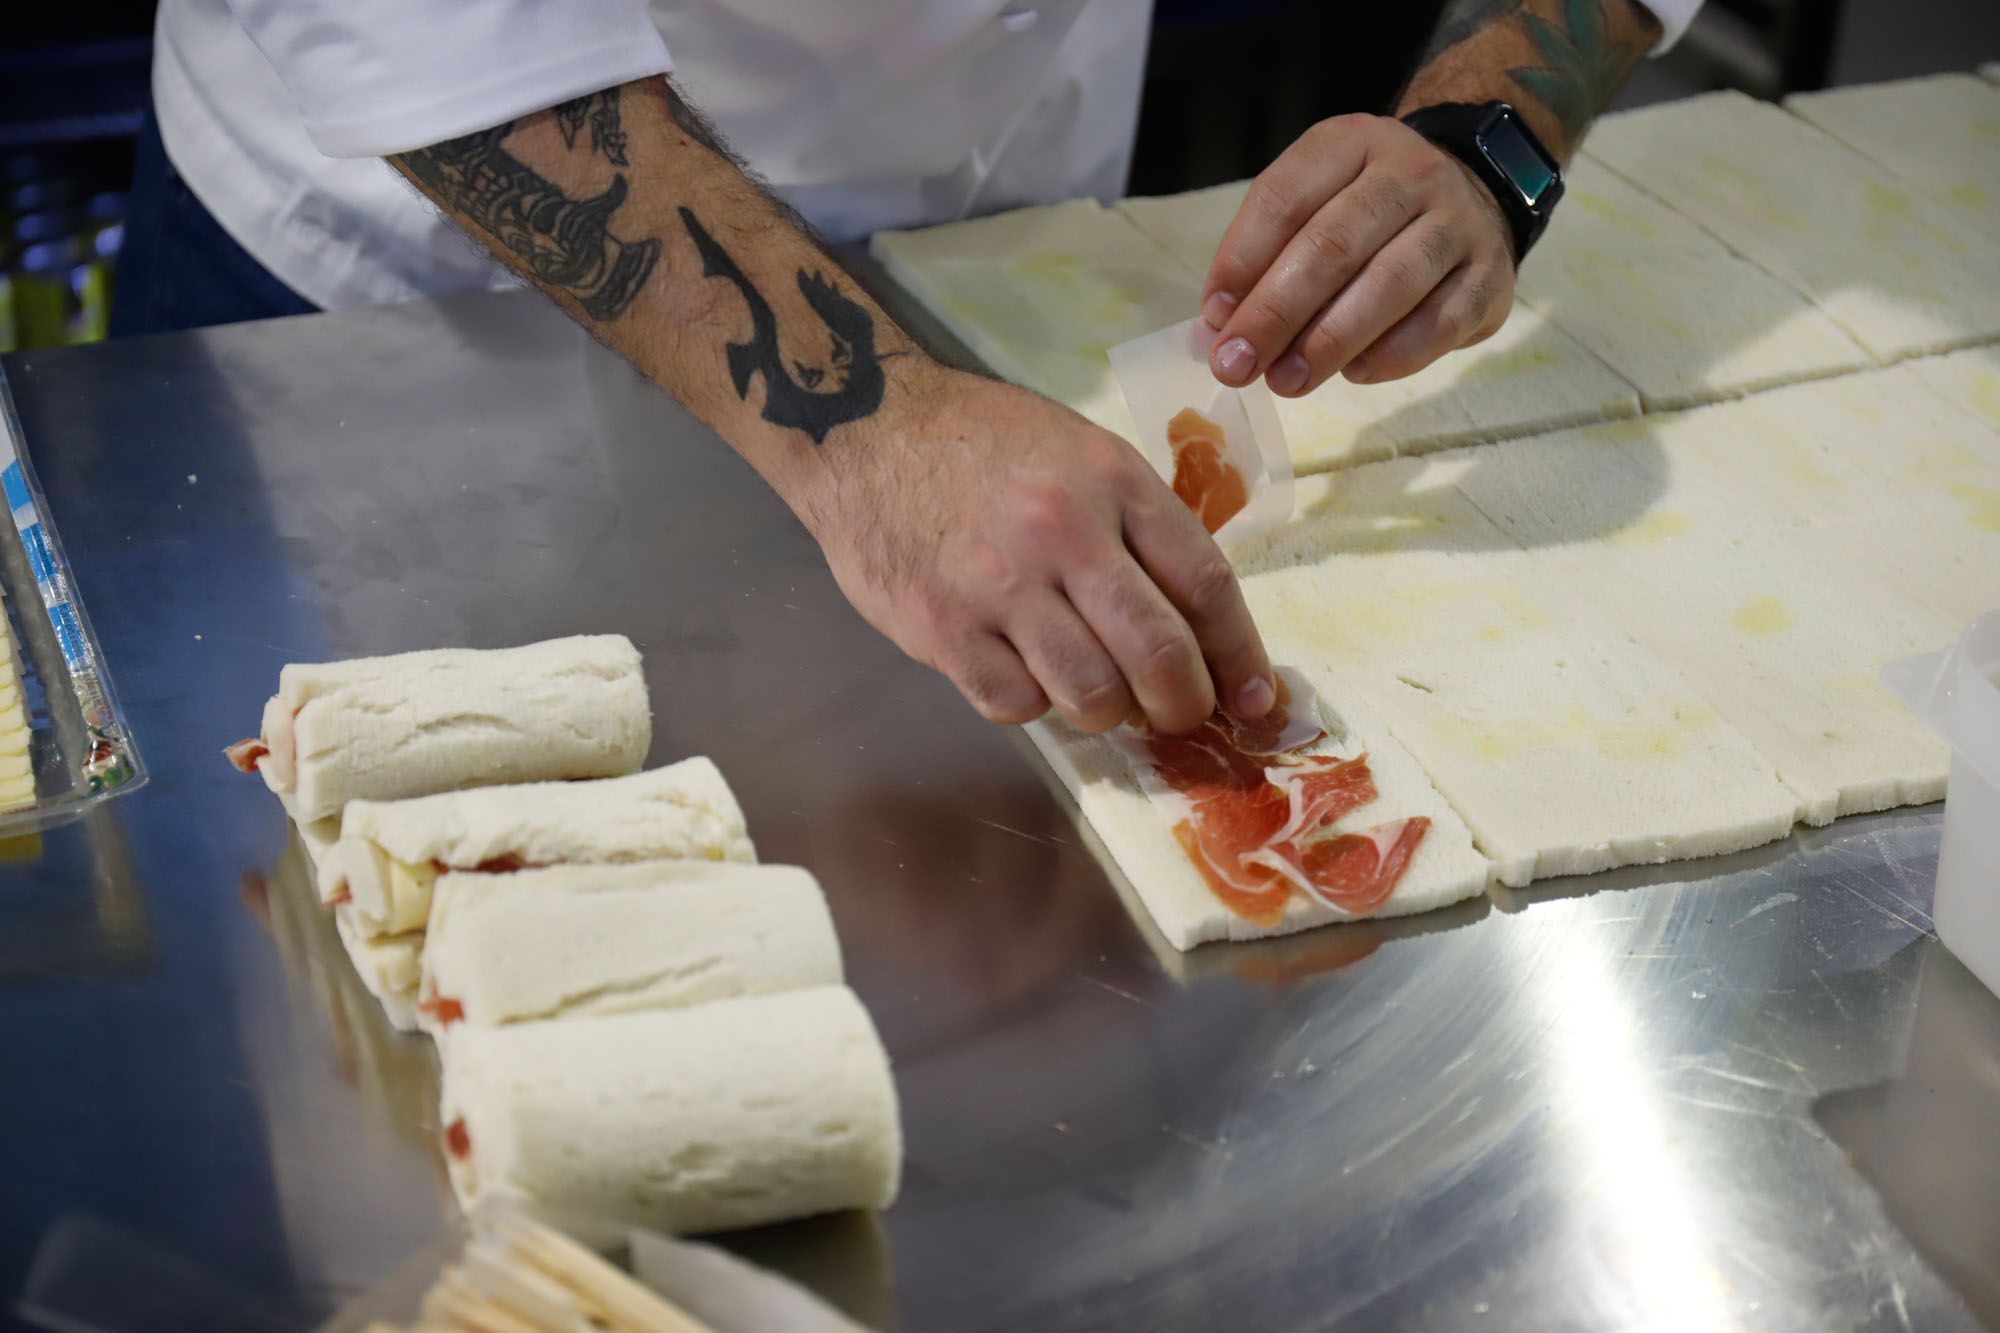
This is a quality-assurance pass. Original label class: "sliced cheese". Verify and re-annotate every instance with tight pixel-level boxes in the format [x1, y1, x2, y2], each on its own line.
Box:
[1582, 90, 2000, 361]
[1447, 413, 1957, 823]
[1234, 458, 1801, 884]
[1519, 157, 1870, 409]
[870, 199, 1199, 440]
[333, 904, 424, 1033]
[1028, 662, 1491, 950]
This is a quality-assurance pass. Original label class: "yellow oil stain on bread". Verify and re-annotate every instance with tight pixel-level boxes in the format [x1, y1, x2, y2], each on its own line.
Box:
[1732, 595, 1797, 636]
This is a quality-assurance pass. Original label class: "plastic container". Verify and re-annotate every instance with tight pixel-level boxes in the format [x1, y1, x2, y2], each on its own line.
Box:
[1884, 612, 2000, 1001]
[0, 367, 147, 833]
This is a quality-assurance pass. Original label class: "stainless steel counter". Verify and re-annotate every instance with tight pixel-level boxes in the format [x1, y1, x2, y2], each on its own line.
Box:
[0, 289, 1995, 1332]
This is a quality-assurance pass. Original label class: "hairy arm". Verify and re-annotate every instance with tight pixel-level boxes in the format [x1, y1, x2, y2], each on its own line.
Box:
[1399, 0, 1664, 160]
[389, 76, 1274, 735]
[391, 79, 923, 492]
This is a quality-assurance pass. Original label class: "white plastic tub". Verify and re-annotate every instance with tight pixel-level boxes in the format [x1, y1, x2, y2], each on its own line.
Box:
[1885, 611, 2000, 1001]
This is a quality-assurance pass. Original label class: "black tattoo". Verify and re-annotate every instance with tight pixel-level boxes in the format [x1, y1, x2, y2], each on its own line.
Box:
[397, 94, 658, 321]
[554, 92, 629, 165]
[679, 207, 889, 445]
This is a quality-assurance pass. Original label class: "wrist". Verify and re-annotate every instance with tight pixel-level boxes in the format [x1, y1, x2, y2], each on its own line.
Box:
[766, 349, 955, 539]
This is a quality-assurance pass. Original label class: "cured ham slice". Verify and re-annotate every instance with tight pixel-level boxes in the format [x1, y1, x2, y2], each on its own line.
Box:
[1168, 407, 1249, 534]
[1117, 671, 1428, 924]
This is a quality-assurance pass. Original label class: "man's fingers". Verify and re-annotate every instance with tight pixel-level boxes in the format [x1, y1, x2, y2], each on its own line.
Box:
[1006, 594, 1135, 734]
[939, 632, 1049, 726]
[1210, 166, 1422, 392]
[1343, 263, 1510, 385]
[1122, 501, 1275, 723]
[1203, 118, 1372, 329]
[1064, 548, 1216, 735]
[1279, 220, 1465, 396]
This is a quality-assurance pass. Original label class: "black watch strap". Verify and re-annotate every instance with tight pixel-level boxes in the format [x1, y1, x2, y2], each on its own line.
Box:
[1400, 101, 1564, 263]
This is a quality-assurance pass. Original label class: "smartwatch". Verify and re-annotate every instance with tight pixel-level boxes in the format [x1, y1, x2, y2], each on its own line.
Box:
[1400, 101, 1564, 264]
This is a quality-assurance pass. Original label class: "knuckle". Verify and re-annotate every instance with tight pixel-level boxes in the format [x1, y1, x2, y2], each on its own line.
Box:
[1416, 225, 1458, 275]
[1357, 173, 1411, 225]
[1296, 221, 1362, 275]
[1181, 554, 1239, 616]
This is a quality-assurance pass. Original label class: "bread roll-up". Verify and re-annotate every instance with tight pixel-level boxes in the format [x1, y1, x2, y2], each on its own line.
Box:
[226, 636, 652, 823]
[439, 988, 901, 1239]
[333, 903, 425, 1033]
[321, 759, 755, 936]
[419, 861, 841, 1029]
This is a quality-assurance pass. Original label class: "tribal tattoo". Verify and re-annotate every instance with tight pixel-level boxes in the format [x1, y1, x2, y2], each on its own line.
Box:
[396, 92, 658, 321]
[679, 207, 889, 445]
[1424, 0, 1652, 143]
[554, 92, 629, 165]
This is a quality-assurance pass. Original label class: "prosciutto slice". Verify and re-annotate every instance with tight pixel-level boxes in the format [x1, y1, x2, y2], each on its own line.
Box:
[1118, 671, 1428, 924]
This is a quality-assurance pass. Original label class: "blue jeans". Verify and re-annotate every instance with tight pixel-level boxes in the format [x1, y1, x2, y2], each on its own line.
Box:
[108, 112, 320, 338]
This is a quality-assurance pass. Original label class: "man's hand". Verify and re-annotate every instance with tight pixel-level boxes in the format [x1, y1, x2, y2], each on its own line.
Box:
[797, 367, 1275, 734]
[1201, 114, 1516, 398]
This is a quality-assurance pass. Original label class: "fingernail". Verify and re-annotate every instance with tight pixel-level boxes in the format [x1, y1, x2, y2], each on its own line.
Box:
[1201, 290, 1238, 328]
[1213, 337, 1256, 384]
[1267, 353, 1308, 396]
[1236, 674, 1276, 718]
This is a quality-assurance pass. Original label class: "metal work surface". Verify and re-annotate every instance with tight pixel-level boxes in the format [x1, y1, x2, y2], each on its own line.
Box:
[0, 290, 1995, 1332]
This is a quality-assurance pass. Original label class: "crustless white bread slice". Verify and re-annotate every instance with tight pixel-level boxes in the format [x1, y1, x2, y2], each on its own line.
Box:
[438, 987, 901, 1242]
[869, 199, 1198, 441]
[323, 758, 755, 936]
[1234, 458, 1801, 884]
[1027, 661, 1492, 950]
[1447, 413, 1957, 824]
[420, 861, 841, 1029]
[1582, 91, 2000, 361]
[1517, 157, 1870, 409]
[1785, 74, 2000, 220]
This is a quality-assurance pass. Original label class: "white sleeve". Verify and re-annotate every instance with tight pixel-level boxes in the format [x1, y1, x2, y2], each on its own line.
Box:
[1635, 0, 1704, 53]
[225, 0, 674, 158]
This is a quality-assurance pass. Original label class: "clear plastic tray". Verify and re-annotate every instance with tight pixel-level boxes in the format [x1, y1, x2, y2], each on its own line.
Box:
[0, 366, 146, 832]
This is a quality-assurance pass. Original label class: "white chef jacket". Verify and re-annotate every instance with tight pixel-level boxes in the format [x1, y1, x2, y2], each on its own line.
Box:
[152, 0, 1703, 313]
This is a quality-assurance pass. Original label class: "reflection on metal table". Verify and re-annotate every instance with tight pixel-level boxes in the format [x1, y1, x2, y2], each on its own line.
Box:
[0, 288, 1994, 1332]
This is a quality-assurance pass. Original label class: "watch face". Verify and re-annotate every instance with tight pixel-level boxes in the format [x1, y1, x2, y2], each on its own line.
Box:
[1480, 111, 1558, 208]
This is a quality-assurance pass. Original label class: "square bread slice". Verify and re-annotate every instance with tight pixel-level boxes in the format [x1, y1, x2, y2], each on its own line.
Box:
[1115, 181, 1251, 278]
[1028, 661, 1491, 951]
[1448, 413, 1957, 824]
[1119, 181, 1641, 468]
[1905, 346, 2000, 431]
[1661, 365, 2000, 626]
[1519, 158, 1870, 409]
[1785, 74, 2000, 221]
[870, 199, 1199, 440]
[1583, 90, 2000, 361]
[1233, 458, 1801, 885]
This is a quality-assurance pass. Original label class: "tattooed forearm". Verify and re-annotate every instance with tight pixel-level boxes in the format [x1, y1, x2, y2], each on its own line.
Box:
[1412, 0, 1659, 149]
[554, 92, 629, 165]
[679, 207, 889, 445]
[1421, 0, 1529, 64]
[395, 92, 658, 321]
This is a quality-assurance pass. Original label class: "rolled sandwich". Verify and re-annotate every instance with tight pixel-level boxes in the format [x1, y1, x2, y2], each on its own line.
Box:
[320, 758, 756, 936]
[439, 987, 902, 1240]
[225, 636, 652, 823]
[420, 861, 841, 1030]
